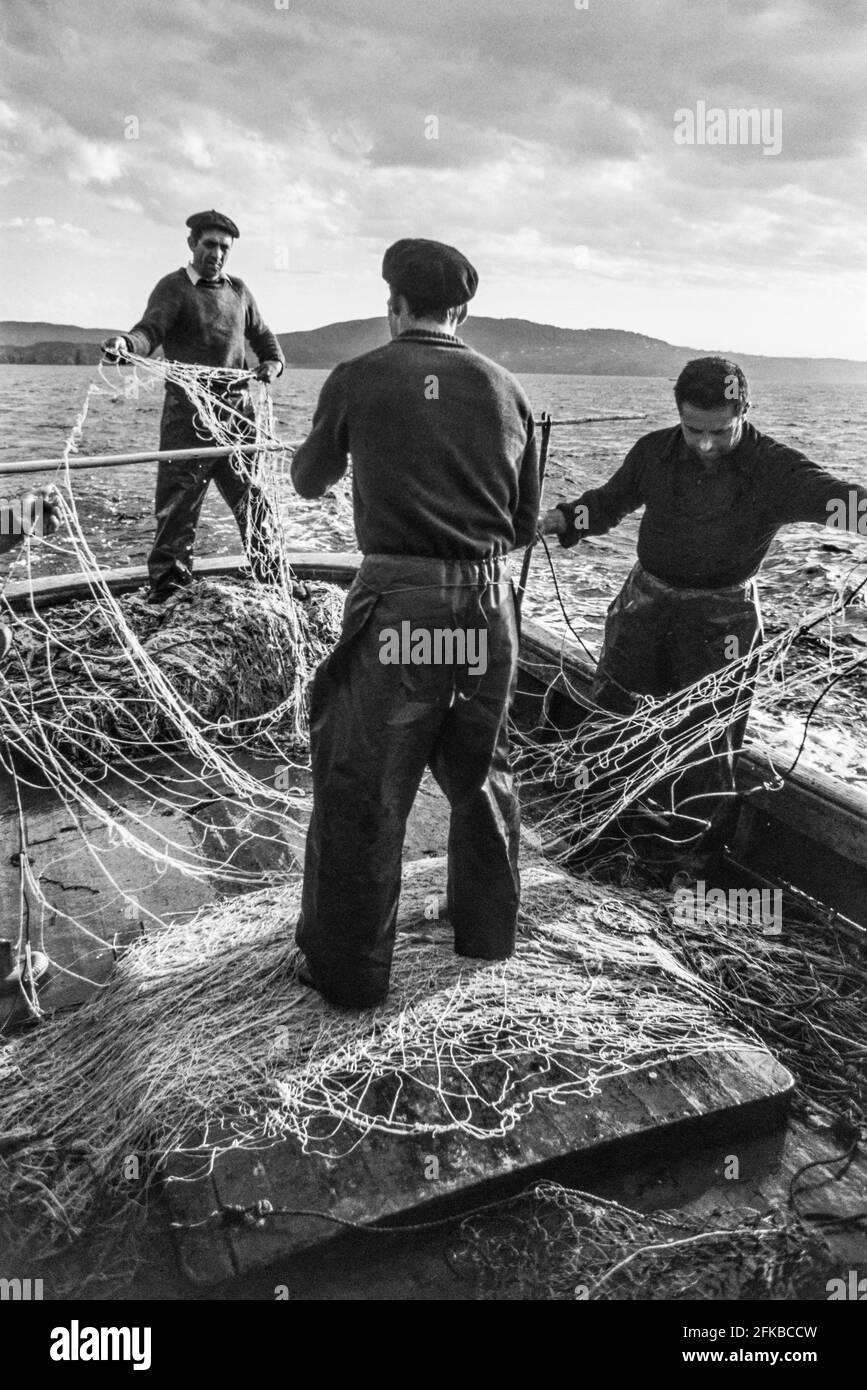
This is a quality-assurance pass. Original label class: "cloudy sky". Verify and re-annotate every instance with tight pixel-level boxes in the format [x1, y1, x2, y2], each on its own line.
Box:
[1, 0, 865, 356]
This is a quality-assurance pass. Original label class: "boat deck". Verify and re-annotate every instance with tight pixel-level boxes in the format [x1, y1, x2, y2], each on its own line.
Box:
[163, 850, 793, 1287]
[2, 748, 865, 1296]
[1, 559, 863, 1298]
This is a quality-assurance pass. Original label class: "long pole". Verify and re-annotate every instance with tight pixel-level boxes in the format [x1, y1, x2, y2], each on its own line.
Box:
[515, 411, 552, 619]
[0, 443, 292, 477]
[0, 414, 644, 478]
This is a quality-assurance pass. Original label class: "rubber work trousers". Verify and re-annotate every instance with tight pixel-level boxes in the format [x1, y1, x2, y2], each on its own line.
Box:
[591, 562, 761, 866]
[149, 389, 280, 596]
[297, 554, 521, 1007]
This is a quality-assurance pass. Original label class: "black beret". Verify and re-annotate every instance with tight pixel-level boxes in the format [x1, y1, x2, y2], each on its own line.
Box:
[382, 238, 478, 308]
[185, 209, 240, 239]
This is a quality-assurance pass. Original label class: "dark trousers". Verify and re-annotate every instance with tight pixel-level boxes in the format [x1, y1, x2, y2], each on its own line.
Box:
[591, 563, 761, 867]
[297, 554, 521, 1007]
[149, 389, 279, 595]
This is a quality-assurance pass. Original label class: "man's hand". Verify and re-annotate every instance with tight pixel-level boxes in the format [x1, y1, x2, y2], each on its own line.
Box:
[254, 361, 282, 386]
[101, 335, 129, 363]
[539, 506, 568, 537]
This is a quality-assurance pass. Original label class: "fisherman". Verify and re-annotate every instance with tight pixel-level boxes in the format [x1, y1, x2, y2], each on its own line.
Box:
[0, 488, 61, 661]
[101, 210, 285, 603]
[290, 238, 540, 1008]
[541, 356, 867, 877]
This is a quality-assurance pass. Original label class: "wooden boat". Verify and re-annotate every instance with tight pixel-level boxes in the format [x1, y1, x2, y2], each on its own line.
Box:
[0, 397, 861, 1295]
[7, 549, 867, 931]
[1, 544, 865, 1298]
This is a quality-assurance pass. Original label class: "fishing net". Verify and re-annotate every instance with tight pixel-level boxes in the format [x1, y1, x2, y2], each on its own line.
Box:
[0, 865, 760, 1268]
[2, 355, 864, 983]
[448, 1181, 833, 1300]
[516, 544, 867, 864]
[653, 885, 867, 1132]
[0, 355, 345, 1019]
[0, 359, 863, 1299]
[444, 879, 865, 1303]
[3, 577, 343, 770]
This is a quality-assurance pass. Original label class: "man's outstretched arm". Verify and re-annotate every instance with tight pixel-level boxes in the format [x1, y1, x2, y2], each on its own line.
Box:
[291, 365, 351, 498]
[244, 287, 284, 385]
[540, 441, 647, 547]
[767, 440, 867, 536]
[101, 275, 182, 361]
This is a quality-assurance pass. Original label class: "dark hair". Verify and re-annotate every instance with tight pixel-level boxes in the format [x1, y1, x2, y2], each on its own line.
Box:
[674, 357, 750, 414]
[388, 286, 458, 322]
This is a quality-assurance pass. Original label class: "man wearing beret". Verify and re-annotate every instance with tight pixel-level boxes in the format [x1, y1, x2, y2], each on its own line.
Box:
[290, 237, 540, 1008]
[540, 356, 867, 880]
[102, 211, 285, 603]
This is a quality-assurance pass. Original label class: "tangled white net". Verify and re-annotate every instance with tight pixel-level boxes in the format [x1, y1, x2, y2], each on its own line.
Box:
[0, 865, 760, 1263]
[0, 358, 863, 1291]
[0, 355, 342, 1019]
[517, 539, 867, 862]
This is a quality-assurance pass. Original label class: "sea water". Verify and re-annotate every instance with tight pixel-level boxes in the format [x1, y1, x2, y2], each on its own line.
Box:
[1, 366, 865, 780]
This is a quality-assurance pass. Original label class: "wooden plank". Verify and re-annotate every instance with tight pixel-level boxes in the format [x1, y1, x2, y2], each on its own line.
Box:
[0, 749, 309, 1016]
[165, 855, 795, 1286]
[2, 552, 362, 610]
[736, 764, 867, 869]
[165, 1165, 233, 1286]
[166, 1039, 794, 1287]
[729, 819, 867, 930]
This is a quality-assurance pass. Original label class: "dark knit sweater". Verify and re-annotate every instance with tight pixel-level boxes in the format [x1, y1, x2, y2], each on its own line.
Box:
[122, 269, 284, 383]
[557, 422, 867, 588]
[291, 331, 540, 558]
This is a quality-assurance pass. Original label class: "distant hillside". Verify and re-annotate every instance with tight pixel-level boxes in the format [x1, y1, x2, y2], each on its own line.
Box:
[275, 318, 867, 383]
[2, 317, 866, 382]
[0, 340, 104, 365]
[0, 322, 112, 348]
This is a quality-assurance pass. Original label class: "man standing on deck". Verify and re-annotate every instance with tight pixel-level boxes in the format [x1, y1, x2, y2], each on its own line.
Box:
[101, 210, 285, 603]
[541, 357, 867, 878]
[290, 238, 539, 1008]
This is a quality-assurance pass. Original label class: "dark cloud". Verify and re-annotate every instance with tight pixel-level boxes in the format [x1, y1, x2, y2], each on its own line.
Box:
[0, 0, 863, 352]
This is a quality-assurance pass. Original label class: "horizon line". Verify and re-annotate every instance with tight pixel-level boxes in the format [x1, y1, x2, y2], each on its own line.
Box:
[1, 315, 866, 366]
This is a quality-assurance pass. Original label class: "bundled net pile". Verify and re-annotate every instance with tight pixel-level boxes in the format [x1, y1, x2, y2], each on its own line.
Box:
[449, 1181, 832, 1300]
[552, 874, 866, 1133]
[0, 870, 758, 1271]
[3, 576, 343, 770]
[652, 888, 867, 1133]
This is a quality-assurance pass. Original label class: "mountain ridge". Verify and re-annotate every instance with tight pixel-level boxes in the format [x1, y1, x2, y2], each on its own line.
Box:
[0, 317, 864, 381]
